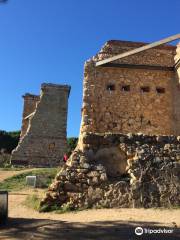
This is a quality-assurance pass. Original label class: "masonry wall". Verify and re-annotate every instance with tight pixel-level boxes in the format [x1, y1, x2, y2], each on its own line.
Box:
[11, 83, 70, 167]
[80, 41, 180, 136]
[41, 133, 180, 210]
[173, 43, 180, 134]
[20, 94, 40, 139]
[41, 40, 180, 211]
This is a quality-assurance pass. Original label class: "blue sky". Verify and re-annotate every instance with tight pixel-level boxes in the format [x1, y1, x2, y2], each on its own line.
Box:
[0, 0, 179, 137]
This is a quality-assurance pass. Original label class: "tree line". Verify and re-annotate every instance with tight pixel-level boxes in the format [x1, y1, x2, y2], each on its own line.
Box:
[0, 130, 20, 153]
[0, 130, 78, 154]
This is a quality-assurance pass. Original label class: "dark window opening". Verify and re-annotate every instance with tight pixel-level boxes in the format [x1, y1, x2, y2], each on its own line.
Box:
[140, 115, 144, 124]
[113, 122, 117, 128]
[107, 84, 115, 91]
[141, 86, 150, 93]
[156, 87, 165, 94]
[147, 120, 151, 125]
[121, 85, 130, 91]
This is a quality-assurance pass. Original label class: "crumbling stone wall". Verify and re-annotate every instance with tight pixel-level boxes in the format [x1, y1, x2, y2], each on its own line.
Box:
[80, 41, 180, 136]
[11, 83, 70, 167]
[20, 94, 40, 140]
[41, 133, 180, 210]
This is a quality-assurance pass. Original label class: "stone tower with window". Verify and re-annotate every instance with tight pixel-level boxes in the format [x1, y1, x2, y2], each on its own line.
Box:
[80, 40, 180, 137]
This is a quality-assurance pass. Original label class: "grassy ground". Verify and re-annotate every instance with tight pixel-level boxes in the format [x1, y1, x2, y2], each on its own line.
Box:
[23, 193, 73, 213]
[0, 167, 25, 171]
[23, 193, 42, 211]
[0, 168, 59, 191]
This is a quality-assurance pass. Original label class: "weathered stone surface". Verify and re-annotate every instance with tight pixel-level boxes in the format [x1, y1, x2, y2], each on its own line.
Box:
[11, 83, 70, 167]
[41, 133, 180, 210]
[94, 147, 127, 177]
[20, 94, 40, 140]
[79, 41, 180, 137]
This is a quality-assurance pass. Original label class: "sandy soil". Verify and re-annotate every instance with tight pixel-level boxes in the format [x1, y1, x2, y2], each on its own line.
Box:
[8, 189, 180, 227]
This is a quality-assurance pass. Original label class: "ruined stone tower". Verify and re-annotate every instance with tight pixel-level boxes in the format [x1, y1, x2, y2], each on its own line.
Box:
[11, 83, 71, 167]
[80, 40, 180, 138]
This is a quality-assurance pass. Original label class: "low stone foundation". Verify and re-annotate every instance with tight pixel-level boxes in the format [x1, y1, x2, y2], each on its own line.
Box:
[40, 133, 180, 210]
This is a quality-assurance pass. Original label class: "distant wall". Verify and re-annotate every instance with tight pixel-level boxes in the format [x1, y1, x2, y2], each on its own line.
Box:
[20, 94, 40, 139]
[11, 83, 70, 167]
[0, 131, 20, 153]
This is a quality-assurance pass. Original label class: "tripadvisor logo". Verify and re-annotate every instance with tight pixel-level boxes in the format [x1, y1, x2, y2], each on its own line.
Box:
[135, 226, 174, 235]
[135, 227, 143, 235]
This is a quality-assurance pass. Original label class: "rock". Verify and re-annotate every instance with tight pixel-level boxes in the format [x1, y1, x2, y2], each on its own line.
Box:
[177, 136, 180, 142]
[76, 168, 89, 173]
[127, 133, 133, 139]
[84, 149, 94, 161]
[57, 170, 67, 177]
[92, 177, 99, 184]
[173, 167, 180, 176]
[87, 186, 94, 197]
[64, 182, 80, 192]
[82, 163, 91, 169]
[164, 144, 171, 150]
[87, 171, 100, 178]
[119, 136, 126, 143]
[80, 156, 89, 164]
[154, 157, 161, 163]
[100, 173, 107, 182]
[96, 165, 104, 171]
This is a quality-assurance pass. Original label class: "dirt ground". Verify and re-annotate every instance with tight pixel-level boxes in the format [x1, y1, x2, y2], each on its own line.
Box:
[7, 189, 180, 226]
[0, 171, 179, 239]
[0, 189, 179, 240]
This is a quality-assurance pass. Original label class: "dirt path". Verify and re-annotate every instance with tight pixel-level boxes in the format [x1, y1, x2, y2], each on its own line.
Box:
[0, 189, 179, 239]
[0, 169, 36, 182]
[6, 189, 180, 227]
[0, 184, 179, 239]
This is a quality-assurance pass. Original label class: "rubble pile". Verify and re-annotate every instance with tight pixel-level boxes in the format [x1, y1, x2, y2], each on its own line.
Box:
[40, 133, 180, 210]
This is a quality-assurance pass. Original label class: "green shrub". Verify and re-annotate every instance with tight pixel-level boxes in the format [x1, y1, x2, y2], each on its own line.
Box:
[39, 202, 72, 213]
[0, 130, 20, 154]
[23, 194, 41, 210]
[0, 153, 11, 168]
[67, 137, 78, 154]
